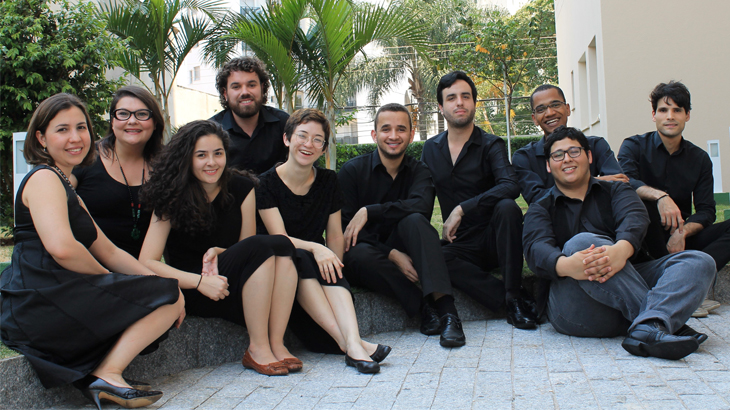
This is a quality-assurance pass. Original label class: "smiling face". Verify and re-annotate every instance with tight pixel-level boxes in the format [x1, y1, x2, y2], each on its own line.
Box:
[531, 88, 571, 136]
[372, 110, 414, 160]
[653, 97, 690, 140]
[546, 137, 592, 190]
[191, 134, 227, 188]
[284, 121, 326, 167]
[439, 79, 476, 128]
[111, 96, 156, 149]
[36, 106, 91, 170]
[223, 70, 264, 119]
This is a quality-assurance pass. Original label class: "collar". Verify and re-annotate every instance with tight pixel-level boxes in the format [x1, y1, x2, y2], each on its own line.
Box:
[551, 177, 604, 202]
[370, 149, 408, 173]
[535, 137, 546, 157]
[434, 125, 483, 147]
[219, 106, 280, 133]
[651, 131, 686, 154]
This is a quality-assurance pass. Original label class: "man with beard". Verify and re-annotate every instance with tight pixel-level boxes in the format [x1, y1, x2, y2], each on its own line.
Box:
[339, 103, 466, 347]
[210, 57, 289, 174]
[421, 71, 538, 330]
[512, 84, 627, 205]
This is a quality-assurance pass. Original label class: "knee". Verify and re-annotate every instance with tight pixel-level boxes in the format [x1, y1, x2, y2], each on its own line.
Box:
[494, 199, 522, 217]
[397, 213, 435, 235]
[401, 213, 430, 227]
[343, 243, 377, 265]
[681, 250, 717, 278]
[562, 232, 615, 256]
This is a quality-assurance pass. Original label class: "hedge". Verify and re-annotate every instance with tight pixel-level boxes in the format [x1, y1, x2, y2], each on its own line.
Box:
[318, 135, 542, 171]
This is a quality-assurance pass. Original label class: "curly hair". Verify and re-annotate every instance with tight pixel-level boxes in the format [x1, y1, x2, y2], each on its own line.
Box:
[140, 120, 256, 235]
[215, 57, 271, 110]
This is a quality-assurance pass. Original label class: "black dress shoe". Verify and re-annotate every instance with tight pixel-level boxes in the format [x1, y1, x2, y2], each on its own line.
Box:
[125, 378, 151, 391]
[77, 376, 163, 410]
[345, 354, 380, 374]
[622, 321, 699, 360]
[675, 324, 709, 344]
[506, 298, 538, 330]
[420, 303, 441, 336]
[439, 313, 466, 347]
[370, 344, 392, 363]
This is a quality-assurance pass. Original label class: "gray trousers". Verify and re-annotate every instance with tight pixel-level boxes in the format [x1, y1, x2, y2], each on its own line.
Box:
[547, 232, 715, 338]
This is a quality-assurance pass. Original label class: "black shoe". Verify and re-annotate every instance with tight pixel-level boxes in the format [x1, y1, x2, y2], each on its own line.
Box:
[124, 378, 151, 391]
[439, 313, 466, 347]
[622, 321, 699, 360]
[76, 376, 163, 410]
[420, 303, 441, 336]
[370, 344, 392, 363]
[506, 298, 538, 330]
[345, 354, 380, 374]
[675, 324, 709, 344]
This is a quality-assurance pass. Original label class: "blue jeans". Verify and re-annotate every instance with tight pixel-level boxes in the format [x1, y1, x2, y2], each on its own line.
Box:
[547, 232, 715, 338]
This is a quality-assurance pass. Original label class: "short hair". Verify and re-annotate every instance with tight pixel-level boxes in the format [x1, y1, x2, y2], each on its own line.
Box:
[374, 103, 412, 131]
[437, 71, 478, 106]
[215, 56, 271, 110]
[24, 93, 96, 167]
[650, 81, 691, 113]
[99, 86, 165, 161]
[530, 84, 566, 110]
[543, 126, 591, 159]
[284, 108, 331, 150]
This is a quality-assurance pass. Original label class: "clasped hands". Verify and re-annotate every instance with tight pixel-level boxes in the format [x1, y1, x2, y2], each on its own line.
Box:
[198, 247, 229, 301]
[557, 241, 633, 283]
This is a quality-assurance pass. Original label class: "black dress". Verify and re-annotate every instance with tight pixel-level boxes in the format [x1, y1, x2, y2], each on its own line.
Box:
[163, 174, 295, 326]
[74, 157, 152, 258]
[0, 165, 180, 388]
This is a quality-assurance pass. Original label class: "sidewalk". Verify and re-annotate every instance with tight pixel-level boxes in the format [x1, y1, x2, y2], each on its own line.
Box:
[49, 306, 730, 410]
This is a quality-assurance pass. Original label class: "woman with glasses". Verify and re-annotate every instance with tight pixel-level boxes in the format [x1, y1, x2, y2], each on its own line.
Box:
[257, 109, 390, 374]
[72, 86, 164, 258]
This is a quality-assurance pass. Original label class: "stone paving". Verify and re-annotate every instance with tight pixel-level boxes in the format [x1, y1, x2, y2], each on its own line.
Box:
[49, 305, 730, 410]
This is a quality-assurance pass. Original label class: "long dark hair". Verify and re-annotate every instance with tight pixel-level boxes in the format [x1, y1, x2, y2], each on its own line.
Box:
[98, 86, 165, 161]
[140, 120, 255, 235]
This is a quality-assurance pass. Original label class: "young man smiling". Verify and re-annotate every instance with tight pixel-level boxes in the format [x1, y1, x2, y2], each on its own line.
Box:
[512, 84, 626, 204]
[210, 57, 289, 174]
[523, 125, 715, 360]
[339, 103, 465, 347]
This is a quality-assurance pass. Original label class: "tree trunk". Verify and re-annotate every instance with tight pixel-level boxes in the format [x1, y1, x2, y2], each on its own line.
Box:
[325, 102, 336, 170]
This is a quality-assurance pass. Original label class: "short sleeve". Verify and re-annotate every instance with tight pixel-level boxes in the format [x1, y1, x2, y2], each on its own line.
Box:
[256, 170, 279, 210]
[230, 174, 255, 202]
[322, 169, 342, 214]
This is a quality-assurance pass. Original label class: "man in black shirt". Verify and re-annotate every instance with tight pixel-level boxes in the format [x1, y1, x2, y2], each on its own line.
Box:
[210, 57, 289, 174]
[421, 71, 537, 330]
[513, 84, 627, 204]
[523, 126, 714, 360]
[618, 81, 730, 315]
[340, 103, 465, 347]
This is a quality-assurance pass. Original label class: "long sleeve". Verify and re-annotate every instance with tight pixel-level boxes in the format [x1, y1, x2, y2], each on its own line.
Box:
[617, 136, 647, 191]
[365, 162, 435, 224]
[460, 139, 520, 216]
[522, 201, 563, 281]
[512, 146, 549, 204]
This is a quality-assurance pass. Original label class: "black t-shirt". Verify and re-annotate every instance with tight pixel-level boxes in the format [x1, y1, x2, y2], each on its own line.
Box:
[256, 166, 342, 244]
[164, 174, 255, 273]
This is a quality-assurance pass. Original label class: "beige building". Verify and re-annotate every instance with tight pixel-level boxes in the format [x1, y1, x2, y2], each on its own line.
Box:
[554, 0, 730, 193]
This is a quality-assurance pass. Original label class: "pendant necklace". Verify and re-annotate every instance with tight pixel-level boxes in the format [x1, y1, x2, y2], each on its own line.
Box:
[114, 150, 145, 240]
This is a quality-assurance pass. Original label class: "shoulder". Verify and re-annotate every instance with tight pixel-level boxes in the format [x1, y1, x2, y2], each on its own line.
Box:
[513, 142, 536, 161]
[404, 154, 428, 172]
[229, 173, 255, 194]
[424, 131, 446, 147]
[316, 166, 338, 184]
[587, 136, 609, 147]
[257, 167, 279, 186]
[262, 105, 290, 122]
[340, 152, 371, 173]
[209, 110, 226, 123]
[525, 192, 553, 219]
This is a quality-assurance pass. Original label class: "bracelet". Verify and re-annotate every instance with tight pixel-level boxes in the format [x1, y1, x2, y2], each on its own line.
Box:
[196, 275, 203, 290]
[657, 194, 669, 201]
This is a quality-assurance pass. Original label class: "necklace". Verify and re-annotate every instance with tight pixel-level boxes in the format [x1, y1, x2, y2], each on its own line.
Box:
[114, 150, 145, 240]
[50, 165, 77, 192]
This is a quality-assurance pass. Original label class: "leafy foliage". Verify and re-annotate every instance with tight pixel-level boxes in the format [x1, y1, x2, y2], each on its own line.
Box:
[0, 0, 126, 231]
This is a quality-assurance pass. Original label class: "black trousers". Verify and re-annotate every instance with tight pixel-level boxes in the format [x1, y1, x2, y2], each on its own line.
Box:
[441, 198, 524, 311]
[343, 213, 453, 317]
[644, 200, 730, 271]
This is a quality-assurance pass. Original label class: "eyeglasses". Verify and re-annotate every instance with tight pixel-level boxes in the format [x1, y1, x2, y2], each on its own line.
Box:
[549, 146, 585, 162]
[112, 109, 153, 121]
[294, 133, 325, 149]
[533, 101, 566, 115]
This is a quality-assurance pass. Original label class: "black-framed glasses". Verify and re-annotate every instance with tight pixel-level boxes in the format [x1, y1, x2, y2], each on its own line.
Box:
[112, 109, 153, 121]
[533, 101, 566, 115]
[294, 133, 325, 149]
[550, 146, 585, 162]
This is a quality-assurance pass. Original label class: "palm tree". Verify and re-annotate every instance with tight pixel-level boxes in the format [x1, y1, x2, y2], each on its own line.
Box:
[99, 0, 227, 139]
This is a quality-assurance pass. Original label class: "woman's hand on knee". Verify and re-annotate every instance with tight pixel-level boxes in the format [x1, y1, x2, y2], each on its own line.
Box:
[313, 244, 344, 284]
[198, 275, 230, 301]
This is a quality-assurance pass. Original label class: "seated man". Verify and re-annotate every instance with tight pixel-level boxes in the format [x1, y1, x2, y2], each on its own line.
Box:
[523, 125, 715, 360]
[513, 84, 627, 204]
[421, 71, 537, 330]
[618, 81, 730, 316]
[340, 103, 465, 348]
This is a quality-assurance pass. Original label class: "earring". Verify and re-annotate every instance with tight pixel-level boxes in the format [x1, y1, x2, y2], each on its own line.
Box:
[43, 146, 47, 152]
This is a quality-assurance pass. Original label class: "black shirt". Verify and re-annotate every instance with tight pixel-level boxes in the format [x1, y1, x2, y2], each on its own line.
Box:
[618, 131, 715, 228]
[210, 105, 289, 175]
[338, 150, 435, 254]
[421, 126, 520, 232]
[512, 136, 624, 204]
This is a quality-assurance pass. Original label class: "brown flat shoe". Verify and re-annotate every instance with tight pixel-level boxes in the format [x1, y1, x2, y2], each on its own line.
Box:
[280, 357, 303, 372]
[241, 350, 288, 376]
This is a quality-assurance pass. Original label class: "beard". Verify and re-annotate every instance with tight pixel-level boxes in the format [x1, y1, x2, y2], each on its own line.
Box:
[228, 94, 264, 119]
[443, 108, 475, 129]
[378, 141, 408, 160]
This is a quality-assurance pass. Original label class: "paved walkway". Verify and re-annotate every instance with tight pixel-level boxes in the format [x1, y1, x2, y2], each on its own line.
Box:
[50, 306, 730, 410]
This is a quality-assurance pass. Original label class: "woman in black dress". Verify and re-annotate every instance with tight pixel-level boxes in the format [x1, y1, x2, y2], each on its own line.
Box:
[258, 109, 389, 374]
[139, 120, 300, 376]
[72, 86, 164, 257]
[0, 94, 184, 409]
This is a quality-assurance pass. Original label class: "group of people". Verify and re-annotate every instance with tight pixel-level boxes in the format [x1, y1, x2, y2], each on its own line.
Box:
[0, 55, 727, 409]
